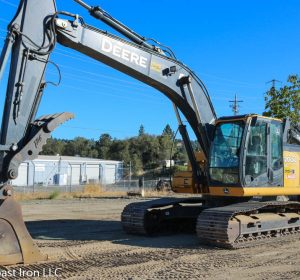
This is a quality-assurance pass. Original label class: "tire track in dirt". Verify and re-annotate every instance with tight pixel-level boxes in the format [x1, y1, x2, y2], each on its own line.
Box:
[10, 198, 300, 280]
[3, 246, 216, 280]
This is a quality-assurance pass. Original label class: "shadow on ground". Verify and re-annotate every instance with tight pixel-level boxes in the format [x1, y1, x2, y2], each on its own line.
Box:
[26, 220, 122, 241]
[25, 219, 209, 250]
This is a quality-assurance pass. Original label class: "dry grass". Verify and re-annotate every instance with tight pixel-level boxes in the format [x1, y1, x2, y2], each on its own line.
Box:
[140, 189, 171, 197]
[14, 184, 173, 202]
[15, 192, 54, 201]
[15, 184, 128, 201]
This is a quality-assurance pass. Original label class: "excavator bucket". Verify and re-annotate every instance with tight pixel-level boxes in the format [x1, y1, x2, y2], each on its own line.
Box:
[0, 112, 74, 265]
[0, 112, 74, 266]
[0, 196, 47, 265]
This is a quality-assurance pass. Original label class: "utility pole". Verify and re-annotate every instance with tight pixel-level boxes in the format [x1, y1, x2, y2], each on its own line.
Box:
[229, 94, 243, 116]
[129, 161, 132, 188]
[266, 79, 281, 89]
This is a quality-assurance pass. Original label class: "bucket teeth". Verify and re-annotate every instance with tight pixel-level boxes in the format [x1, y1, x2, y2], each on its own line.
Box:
[0, 197, 47, 265]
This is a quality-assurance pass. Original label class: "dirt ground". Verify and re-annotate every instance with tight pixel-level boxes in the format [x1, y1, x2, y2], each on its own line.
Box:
[6, 198, 300, 279]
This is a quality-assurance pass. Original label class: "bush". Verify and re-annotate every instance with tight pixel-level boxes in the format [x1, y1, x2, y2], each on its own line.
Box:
[49, 190, 60, 200]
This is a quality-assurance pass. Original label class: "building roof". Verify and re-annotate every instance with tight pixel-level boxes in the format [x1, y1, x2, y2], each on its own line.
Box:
[35, 155, 121, 164]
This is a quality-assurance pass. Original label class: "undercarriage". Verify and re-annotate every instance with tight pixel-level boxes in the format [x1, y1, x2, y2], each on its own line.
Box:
[122, 197, 300, 248]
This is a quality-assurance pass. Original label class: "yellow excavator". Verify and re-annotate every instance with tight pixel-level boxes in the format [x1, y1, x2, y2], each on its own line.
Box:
[0, 0, 299, 265]
[122, 115, 300, 248]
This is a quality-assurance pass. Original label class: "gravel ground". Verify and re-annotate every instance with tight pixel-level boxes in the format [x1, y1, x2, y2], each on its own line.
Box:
[5, 198, 300, 279]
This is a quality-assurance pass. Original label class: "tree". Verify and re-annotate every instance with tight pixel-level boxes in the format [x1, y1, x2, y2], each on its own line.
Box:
[130, 134, 160, 170]
[158, 124, 176, 161]
[158, 134, 173, 161]
[264, 75, 300, 125]
[173, 140, 188, 163]
[41, 123, 191, 174]
[131, 154, 143, 175]
[138, 125, 145, 136]
[64, 137, 98, 158]
[42, 138, 66, 155]
[96, 133, 112, 159]
[162, 124, 174, 138]
[109, 139, 130, 163]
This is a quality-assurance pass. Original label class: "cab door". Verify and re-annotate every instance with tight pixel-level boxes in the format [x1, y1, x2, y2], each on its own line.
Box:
[243, 117, 283, 187]
[268, 121, 284, 186]
[244, 117, 269, 186]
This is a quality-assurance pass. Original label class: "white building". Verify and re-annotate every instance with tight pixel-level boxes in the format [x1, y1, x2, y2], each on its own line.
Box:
[12, 155, 122, 187]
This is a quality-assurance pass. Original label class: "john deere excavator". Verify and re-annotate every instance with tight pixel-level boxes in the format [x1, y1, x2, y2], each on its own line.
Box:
[0, 0, 299, 265]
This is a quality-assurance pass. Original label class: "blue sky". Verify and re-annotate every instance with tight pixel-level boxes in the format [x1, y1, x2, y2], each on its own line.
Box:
[0, 0, 299, 140]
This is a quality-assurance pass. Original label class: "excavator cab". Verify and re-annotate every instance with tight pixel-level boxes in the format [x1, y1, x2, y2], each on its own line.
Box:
[209, 114, 284, 195]
[173, 114, 285, 195]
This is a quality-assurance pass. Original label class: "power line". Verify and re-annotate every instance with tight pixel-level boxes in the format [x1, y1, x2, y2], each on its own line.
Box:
[46, 68, 163, 100]
[0, 42, 163, 102]
[55, 46, 93, 60]
[0, 36, 152, 90]
[60, 66, 147, 89]
[199, 72, 264, 89]
[0, 22, 269, 98]
[0, 0, 17, 8]
[52, 50, 106, 67]
[0, 26, 267, 92]
[61, 124, 137, 134]
[58, 64, 148, 88]
[57, 83, 166, 105]
[51, 77, 165, 103]
[0, 18, 9, 23]
[204, 78, 264, 90]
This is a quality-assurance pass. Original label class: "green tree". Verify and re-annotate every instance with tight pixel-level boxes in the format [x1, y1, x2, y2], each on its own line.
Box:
[109, 139, 130, 163]
[138, 125, 145, 136]
[264, 75, 300, 125]
[41, 123, 193, 174]
[131, 154, 143, 175]
[131, 133, 160, 169]
[173, 140, 188, 163]
[64, 137, 98, 158]
[42, 138, 66, 155]
[158, 134, 173, 161]
[162, 124, 174, 138]
[96, 133, 112, 159]
[158, 125, 176, 161]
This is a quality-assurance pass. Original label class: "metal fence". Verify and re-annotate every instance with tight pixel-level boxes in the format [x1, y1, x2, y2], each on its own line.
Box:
[104, 178, 162, 192]
[13, 179, 162, 194]
[11, 160, 167, 193]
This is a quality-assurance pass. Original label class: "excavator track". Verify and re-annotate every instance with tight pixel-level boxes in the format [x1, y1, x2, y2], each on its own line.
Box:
[122, 197, 204, 235]
[196, 201, 300, 248]
[121, 201, 150, 235]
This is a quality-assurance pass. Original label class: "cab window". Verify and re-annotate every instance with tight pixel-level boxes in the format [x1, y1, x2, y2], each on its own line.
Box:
[209, 121, 244, 185]
[245, 120, 267, 178]
[270, 122, 283, 170]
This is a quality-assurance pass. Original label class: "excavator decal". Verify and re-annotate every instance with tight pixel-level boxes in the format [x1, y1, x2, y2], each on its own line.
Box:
[101, 38, 149, 68]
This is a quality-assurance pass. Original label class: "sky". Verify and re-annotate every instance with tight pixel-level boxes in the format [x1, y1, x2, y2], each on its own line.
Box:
[0, 0, 299, 140]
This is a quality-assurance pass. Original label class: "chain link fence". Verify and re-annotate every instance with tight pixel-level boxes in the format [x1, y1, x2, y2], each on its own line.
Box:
[11, 160, 169, 194]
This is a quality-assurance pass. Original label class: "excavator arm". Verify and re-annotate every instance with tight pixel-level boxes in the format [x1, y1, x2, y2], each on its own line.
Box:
[0, 0, 216, 265]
